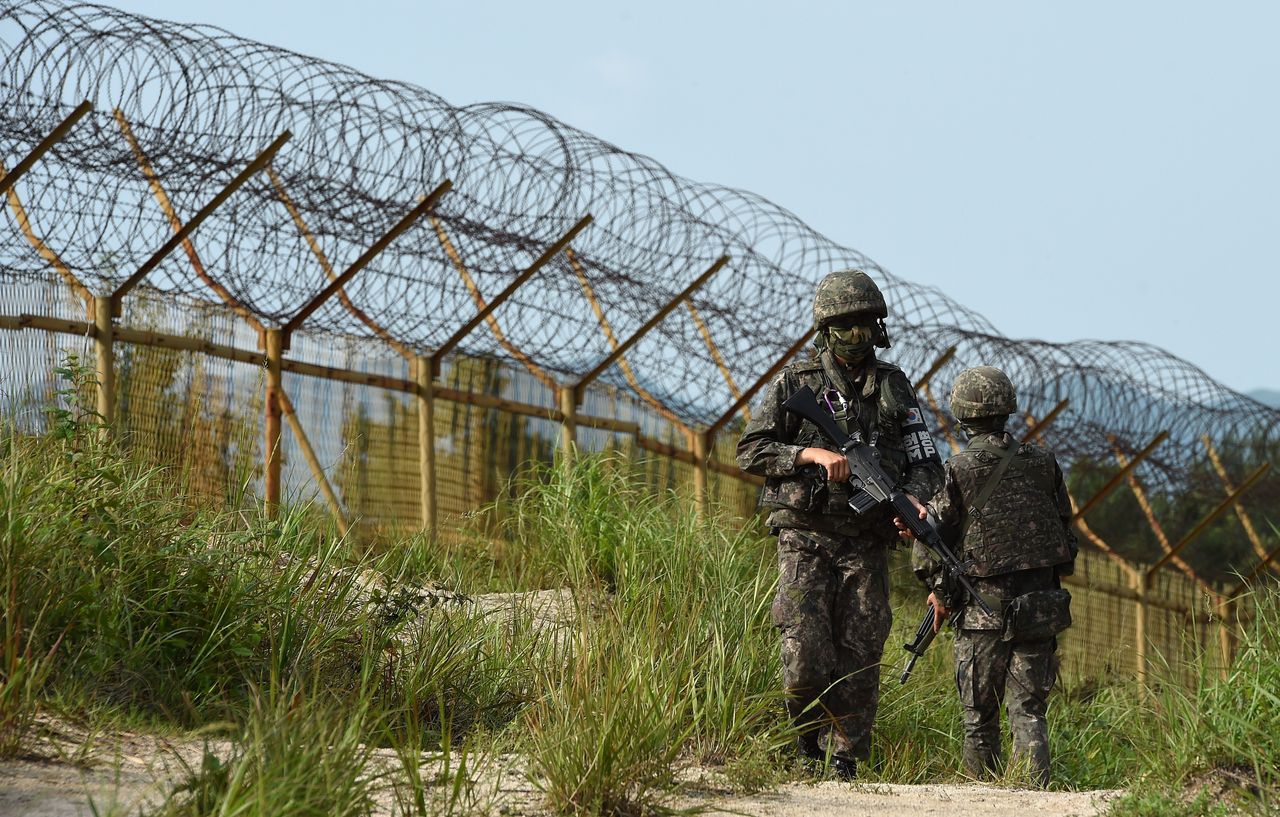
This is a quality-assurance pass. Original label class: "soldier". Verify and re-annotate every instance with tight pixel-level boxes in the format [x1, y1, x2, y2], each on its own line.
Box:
[737, 269, 943, 777]
[898, 366, 1077, 788]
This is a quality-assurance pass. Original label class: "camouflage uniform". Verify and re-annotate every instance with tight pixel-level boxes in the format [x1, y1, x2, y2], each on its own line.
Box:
[913, 426, 1077, 786]
[738, 347, 943, 762]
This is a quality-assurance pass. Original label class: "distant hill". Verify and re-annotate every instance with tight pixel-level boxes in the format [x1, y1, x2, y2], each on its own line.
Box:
[1248, 388, 1280, 408]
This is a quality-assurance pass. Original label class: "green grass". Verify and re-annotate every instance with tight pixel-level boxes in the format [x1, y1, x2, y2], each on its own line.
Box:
[151, 691, 378, 817]
[489, 456, 792, 814]
[3, 395, 1280, 814]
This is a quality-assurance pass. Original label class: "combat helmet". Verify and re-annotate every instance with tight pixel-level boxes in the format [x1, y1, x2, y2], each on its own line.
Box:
[949, 366, 1017, 420]
[812, 269, 891, 352]
[812, 269, 888, 328]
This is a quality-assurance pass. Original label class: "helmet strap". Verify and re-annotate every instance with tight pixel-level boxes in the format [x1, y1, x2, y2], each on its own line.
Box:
[875, 318, 891, 349]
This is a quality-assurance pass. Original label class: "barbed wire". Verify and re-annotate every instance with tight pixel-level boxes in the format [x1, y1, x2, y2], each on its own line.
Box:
[1, 0, 1276, 523]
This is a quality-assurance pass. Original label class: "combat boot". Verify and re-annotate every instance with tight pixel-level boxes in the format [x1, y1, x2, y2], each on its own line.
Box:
[795, 734, 823, 762]
[830, 756, 857, 781]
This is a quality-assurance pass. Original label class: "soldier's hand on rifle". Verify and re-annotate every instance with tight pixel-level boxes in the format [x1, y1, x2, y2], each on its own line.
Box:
[797, 447, 849, 483]
[926, 591, 949, 633]
[893, 493, 928, 542]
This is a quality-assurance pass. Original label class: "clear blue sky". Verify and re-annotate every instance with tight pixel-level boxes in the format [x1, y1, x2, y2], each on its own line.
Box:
[104, 1, 1279, 395]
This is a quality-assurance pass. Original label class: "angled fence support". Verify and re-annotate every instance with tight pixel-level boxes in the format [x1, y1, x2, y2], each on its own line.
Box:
[913, 345, 957, 391]
[1233, 537, 1280, 597]
[283, 180, 452, 346]
[1138, 460, 1268, 677]
[111, 118, 290, 318]
[707, 329, 814, 437]
[1113, 440, 1202, 587]
[1023, 398, 1070, 442]
[1116, 441, 1225, 682]
[572, 255, 729, 405]
[114, 111, 269, 330]
[3, 173, 93, 304]
[566, 246, 685, 428]
[430, 214, 592, 379]
[3, 174, 104, 425]
[278, 387, 349, 537]
[0, 100, 91, 198]
[1202, 434, 1270, 563]
[1145, 462, 1271, 578]
[268, 165, 414, 359]
[685, 300, 744, 419]
[1072, 431, 1169, 523]
[433, 215, 557, 390]
[1064, 487, 1138, 578]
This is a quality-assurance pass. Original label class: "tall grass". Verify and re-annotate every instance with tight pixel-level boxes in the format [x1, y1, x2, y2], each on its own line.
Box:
[152, 691, 378, 817]
[6, 384, 1280, 815]
[2, 425, 366, 719]
[493, 455, 791, 813]
[1104, 587, 1280, 813]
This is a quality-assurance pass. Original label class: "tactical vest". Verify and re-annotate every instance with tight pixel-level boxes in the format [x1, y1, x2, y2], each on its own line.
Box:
[761, 356, 911, 520]
[956, 437, 1074, 577]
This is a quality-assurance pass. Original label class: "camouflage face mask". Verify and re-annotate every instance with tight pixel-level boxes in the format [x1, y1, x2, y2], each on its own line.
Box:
[826, 324, 875, 363]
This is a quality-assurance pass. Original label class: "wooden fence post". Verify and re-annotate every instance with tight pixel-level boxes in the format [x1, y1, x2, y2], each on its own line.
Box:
[692, 429, 711, 518]
[558, 385, 577, 464]
[92, 295, 115, 434]
[1217, 594, 1234, 677]
[264, 328, 283, 515]
[1134, 573, 1149, 689]
[416, 356, 437, 537]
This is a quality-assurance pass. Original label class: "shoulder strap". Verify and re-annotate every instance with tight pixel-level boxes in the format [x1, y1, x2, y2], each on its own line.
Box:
[792, 355, 824, 373]
[959, 434, 1019, 540]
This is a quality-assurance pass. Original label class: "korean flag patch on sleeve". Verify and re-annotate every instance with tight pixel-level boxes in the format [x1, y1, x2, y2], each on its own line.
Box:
[900, 396, 939, 464]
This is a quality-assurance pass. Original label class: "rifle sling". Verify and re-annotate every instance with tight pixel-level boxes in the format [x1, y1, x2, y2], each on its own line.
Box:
[959, 434, 1019, 542]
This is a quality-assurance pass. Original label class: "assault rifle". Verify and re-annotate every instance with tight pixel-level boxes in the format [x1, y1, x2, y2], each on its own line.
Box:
[900, 602, 960, 684]
[781, 384, 995, 622]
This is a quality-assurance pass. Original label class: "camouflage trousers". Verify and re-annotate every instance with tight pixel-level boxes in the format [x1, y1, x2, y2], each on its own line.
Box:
[954, 629, 1058, 787]
[771, 528, 892, 761]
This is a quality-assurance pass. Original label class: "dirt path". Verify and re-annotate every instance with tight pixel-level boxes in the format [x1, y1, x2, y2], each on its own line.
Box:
[699, 782, 1119, 817]
[0, 723, 1120, 817]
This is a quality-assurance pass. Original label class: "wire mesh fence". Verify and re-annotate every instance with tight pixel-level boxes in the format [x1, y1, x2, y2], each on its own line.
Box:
[2, 0, 1278, 683]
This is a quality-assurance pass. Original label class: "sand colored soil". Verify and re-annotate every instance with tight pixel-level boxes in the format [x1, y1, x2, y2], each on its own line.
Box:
[0, 722, 1120, 817]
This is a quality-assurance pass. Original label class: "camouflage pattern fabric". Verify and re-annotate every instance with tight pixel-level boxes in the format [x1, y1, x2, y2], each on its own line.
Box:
[910, 425, 1077, 788]
[949, 365, 1017, 420]
[954, 629, 1058, 787]
[812, 268, 888, 326]
[912, 431, 1075, 579]
[737, 350, 944, 537]
[737, 343, 941, 763]
[772, 528, 891, 761]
